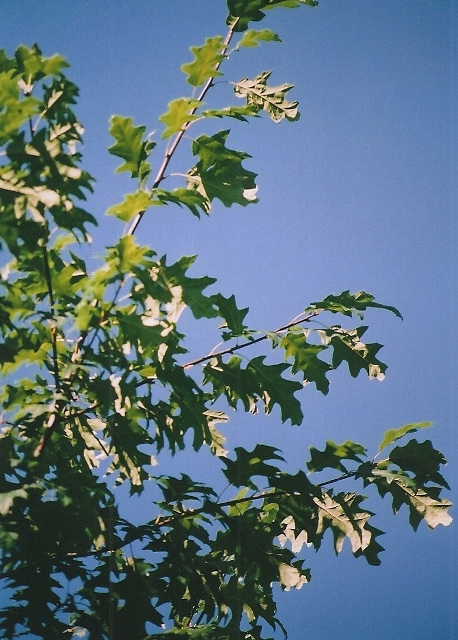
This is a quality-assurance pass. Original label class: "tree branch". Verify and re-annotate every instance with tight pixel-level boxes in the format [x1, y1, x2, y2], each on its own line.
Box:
[126, 21, 238, 237]
[41, 243, 60, 391]
[60, 466, 363, 559]
[183, 310, 320, 369]
[34, 242, 62, 458]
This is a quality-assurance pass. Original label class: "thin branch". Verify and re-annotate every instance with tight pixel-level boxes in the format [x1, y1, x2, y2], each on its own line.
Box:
[34, 243, 62, 458]
[183, 310, 320, 369]
[65, 402, 100, 419]
[41, 243, 60, 390]
[126, 22, 238, 237]
[60, 467, 364, 559]
[317, 470, 357, 487]
[135, 309, 321, 389]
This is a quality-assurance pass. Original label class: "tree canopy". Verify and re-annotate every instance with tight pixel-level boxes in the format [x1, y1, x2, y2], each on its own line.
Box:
[0, 1, 452, 639]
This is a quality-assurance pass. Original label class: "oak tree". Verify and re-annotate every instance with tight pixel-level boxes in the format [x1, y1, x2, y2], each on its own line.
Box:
[0, 1, 452, 639]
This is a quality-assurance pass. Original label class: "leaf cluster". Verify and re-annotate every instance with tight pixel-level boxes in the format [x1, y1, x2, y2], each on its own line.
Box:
[0, 3, 452, 639]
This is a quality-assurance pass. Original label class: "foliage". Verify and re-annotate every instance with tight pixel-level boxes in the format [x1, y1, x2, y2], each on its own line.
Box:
[0, 3, 452, 640]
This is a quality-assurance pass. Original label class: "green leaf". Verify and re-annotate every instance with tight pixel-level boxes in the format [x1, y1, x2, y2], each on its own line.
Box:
[162, 255, 217, 319]
[314, 492, 383, 565]
[389, 439, 450, 489]
[159, 97, 201, 138]
[201, 105, 260, 121]
[280, 330, 331, 394]
[154, 187, 210, 217]
[378, 422, 432, 453]
[227, 487, 252, 516]
[211, 293, 249, 339]
[226, 0, 317, 32]
[308, 440, 366, 474]
[0, 49, 15, 72]
[249, 356, 303, 424]
[226, 0, 268, 31]
[15, 44, 69, 79]
[189, 130, 258, 207]
[236, 29, 282, 48]
[106, 235, 154, 273]
[0, 70, 40, 141]
[204, 355, 303, 424]
[234, 71, 299, 122]
[323, 325, 388, 380]
[181, 37, 225, 87]
[278, 561, 308, 590]
[268, 0, 319, 7]
[399, 486, 453, 529]
[108, 115, 154, 179]
[106, 190, 157, 222]
[307, 290, 403, 320]
[222, 444, 284, 489]
[370, 469, 453, 530]
[0, 488, 28, 515]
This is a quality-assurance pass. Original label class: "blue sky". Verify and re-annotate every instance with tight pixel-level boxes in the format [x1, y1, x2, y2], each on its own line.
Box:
[2, 1, 457, 638]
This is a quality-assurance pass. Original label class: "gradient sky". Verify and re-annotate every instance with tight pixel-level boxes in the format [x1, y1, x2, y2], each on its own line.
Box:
[2, 2, 457, 639]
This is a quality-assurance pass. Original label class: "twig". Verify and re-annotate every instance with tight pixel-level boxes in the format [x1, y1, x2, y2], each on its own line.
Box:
[34, 243, 62, 458]
[60, 466, 365, 559]
[183, 310, 320, 368]
[41, 244, 60, 390]
[126, 21, 238, 237]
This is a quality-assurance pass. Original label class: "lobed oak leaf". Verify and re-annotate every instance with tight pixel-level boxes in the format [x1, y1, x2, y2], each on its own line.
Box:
[234, 71, 299, 122]
[181, 37, 225, 87]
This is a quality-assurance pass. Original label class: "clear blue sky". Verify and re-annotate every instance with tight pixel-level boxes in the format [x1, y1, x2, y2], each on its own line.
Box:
[2, 1, 457, 638]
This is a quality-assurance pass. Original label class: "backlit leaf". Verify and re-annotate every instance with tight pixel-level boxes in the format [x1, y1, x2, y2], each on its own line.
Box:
[400, 486, 453, 529]
[236, 29, 282, 48]
[108, 115, 154, 179]
[389, 439, 450, 488]
[0, 488, 28, 515]
[211, 293, 249, 339]
[371, 469, 453, 530]
[278, 562, 308, 590]
[189, 130, 258, 207]
[201, 105, 259, 121]
[280, 330, 331, 394]
[322, 325, 388, 380]
[159, 97, 201, 138]
[106, 190, 157, 222]
[154, 187, 210, 217]
[314, 492, 383, 565]
[378, 422, 432, 453]
[307, 290, 403, 320]
[234, 70, 299, 122]
[181, 37, 225, 87]
[222, 444, 284, 489]
[0, 71, 40, 141]
[226, 0, 317, 32]
[308, 440, 366, 474]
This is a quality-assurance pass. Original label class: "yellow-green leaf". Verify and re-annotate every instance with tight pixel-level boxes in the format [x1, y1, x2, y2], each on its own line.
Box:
[106, 190, 157, 222]
[181, 37, 225, 87]
[159, 97, 201, 138]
